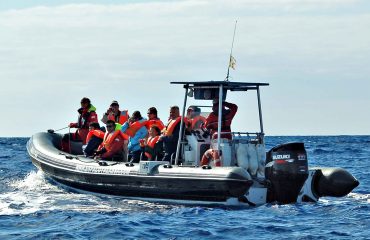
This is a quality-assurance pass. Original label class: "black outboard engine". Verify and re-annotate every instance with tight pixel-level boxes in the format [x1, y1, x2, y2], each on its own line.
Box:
[265, 142, 308, 204]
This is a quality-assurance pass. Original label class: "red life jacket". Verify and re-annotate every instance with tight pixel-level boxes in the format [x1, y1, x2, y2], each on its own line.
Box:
[85, 129, 105, 143]
[145, 119, 165, 130]
[101, 130, 121, 151]
[144, 135, 160, 159]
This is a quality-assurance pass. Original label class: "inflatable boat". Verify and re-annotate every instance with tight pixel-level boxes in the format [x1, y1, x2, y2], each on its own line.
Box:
[27, 81, 359, 206]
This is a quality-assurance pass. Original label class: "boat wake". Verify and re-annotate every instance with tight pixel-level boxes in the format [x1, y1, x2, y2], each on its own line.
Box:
[348, 192, 370, 203]
[1, 171, 51, 215]
[1, 170, 185, 216]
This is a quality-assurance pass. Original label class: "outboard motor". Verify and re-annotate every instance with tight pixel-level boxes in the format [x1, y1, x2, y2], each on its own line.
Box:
[265, 142, 308, 204]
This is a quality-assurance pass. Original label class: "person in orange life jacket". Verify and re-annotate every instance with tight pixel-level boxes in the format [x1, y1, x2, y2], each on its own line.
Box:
[83, 122, 104, 157]
[145, 107, 165, 131]
[94, 120, 125, 161]
[204, 100, 238, 140]
[124, 111, 148, 163]
[158, 106, 186, 162]
[139, 126, 163, 161]
[61, 97, 98, 152]
[101, 100, 130, 125]
[186, 105, 206, 131]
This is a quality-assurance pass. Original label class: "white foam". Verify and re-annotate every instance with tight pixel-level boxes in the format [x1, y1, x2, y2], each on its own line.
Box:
[1, 171, 53, 215]
[348, 192, 370, 203]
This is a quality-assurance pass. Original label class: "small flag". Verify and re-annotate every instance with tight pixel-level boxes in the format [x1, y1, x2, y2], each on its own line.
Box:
[229, 55, 236, 70]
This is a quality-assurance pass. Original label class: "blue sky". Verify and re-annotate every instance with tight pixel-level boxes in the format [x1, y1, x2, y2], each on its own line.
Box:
[0, 0, 369, 137]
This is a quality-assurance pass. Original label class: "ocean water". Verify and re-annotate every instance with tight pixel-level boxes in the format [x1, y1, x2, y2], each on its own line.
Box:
[0, 135, 369, 239]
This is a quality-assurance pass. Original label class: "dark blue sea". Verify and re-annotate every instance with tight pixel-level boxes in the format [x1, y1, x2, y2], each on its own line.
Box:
[0, 136, 369, 239]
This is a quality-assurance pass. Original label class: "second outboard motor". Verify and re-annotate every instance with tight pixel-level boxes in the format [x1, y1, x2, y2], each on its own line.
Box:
[265, 142, 308, 204]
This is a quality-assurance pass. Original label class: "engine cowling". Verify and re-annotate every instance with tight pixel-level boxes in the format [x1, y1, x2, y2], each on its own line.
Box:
[265, 142, 308, 204]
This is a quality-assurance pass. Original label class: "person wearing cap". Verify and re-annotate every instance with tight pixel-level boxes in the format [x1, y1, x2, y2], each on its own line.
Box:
[145, 107, 165, 131]
[62, 97, 98, 152]
[122, 111, 148, 163]
[94, 120, 125, 161]
[204, 101, 238, 140]
[101, 100, 130, 126]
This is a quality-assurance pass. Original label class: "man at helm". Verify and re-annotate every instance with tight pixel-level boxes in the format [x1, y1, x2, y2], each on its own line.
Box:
[204, 100, 238, 140]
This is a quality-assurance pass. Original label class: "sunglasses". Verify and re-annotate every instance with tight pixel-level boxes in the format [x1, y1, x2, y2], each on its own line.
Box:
[106, 125, 115, 128]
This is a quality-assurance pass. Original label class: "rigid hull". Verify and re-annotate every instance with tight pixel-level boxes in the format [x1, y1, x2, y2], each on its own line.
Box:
[27, 132, 253, 203]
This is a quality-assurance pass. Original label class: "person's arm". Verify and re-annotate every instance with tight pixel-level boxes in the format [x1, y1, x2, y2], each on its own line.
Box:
[101, 114, 108, 124]
[157, 120, 165, 130]
[224, 102, 238, 119]
[120, 121, 129, 133]
[128, 127, 148, 151]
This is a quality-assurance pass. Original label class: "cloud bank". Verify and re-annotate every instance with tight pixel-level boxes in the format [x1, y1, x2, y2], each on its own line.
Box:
[0, 0, 369, 136]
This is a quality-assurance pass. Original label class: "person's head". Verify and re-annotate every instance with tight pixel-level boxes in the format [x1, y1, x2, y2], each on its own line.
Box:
[212, 100, 225, 114]
[187, 106, 200, 118]
[186, 107, 193, 118]
[130, 111, 143, 122]
[169, 106, 180, 119]
[80, 97, 91, 109]
[89, 122, 100, 130]
[147, 107, 158, 120]
[149, 126, 161, 137]
[110, 100, 119, 113]
[106, 120, 116, 133]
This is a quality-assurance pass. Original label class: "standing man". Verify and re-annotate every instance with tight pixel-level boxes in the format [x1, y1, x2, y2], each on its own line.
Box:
[204, 101, 238, 140]
[62, 97, 98, 153]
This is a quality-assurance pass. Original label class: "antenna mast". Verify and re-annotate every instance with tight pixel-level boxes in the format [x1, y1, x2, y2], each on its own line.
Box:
[225, 20, 238, 81]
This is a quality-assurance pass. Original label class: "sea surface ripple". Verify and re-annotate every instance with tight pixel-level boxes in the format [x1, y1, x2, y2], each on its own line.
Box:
[0, 136, 369, 239]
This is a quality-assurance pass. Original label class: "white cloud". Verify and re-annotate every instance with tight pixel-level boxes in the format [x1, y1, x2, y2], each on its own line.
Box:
[0, 1, 369, 136]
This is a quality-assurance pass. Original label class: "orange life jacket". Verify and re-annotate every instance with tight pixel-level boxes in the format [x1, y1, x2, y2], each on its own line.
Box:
[108, 110, 129, 125]
[102, 130, 121, 151]
[85, 129, 105, 143]
[163, 117, 183, 136]
[145, 119, 165, 130]
[190, 115, 206, 130]
[144, 135, 160, 159]
[124, 119, 147, 137]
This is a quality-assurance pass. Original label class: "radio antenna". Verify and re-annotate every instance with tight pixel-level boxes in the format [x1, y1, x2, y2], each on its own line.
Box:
[225, 20, 237, 82]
